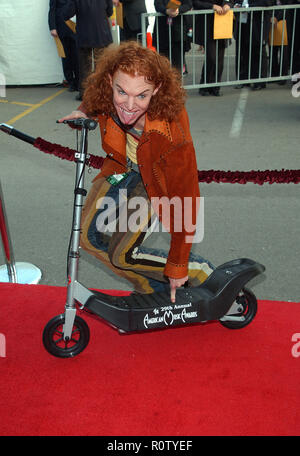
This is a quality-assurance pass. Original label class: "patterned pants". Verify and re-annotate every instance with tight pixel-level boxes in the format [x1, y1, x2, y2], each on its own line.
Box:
[80, 171, 214, 293]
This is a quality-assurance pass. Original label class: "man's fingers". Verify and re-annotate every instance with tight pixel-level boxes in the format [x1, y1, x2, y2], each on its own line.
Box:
[170, 283, 176, 303]
[169, 275, 189, 303]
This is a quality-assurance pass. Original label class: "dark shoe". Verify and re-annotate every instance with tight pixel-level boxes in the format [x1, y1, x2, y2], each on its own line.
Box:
[252, 83, 266, 90]
[199, 88, 210, 96]
[75, 94, 83, 101]
[68, 86, 76, 92]
[235, 84, 245, 89]
[251, 83, 262, 90]
[209, 88, 222, 96]
[278, 80, 287, 85]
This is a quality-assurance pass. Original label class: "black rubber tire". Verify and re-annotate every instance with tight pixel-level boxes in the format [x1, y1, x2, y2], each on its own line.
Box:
[43, 313, 90, 358]
[220, 288, 257, 329]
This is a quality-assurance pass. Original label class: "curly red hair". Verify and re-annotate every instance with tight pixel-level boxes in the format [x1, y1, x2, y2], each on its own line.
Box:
[82, 41, 186, 122]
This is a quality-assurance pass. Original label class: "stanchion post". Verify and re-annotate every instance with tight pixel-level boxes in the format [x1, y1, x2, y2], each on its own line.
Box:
[0, 180, 17, 283]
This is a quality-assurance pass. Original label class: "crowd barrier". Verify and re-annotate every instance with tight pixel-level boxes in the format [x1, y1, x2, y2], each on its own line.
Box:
[141, 5, 300, 89]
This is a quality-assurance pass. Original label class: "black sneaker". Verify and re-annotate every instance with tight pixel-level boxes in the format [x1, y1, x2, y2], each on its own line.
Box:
[199, 88, 210, 96]
[209, 88, 222, 96]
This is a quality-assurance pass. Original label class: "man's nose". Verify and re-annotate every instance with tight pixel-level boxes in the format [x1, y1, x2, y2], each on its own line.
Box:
[126, 97, 135, 111]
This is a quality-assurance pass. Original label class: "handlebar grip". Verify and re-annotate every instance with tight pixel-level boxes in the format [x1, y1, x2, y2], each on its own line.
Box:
[0, 123, 35, 145]
[57, 118, 98, 130]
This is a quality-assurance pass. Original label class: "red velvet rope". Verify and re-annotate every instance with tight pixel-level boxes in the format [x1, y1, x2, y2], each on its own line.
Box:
[34, 137, 300, 185]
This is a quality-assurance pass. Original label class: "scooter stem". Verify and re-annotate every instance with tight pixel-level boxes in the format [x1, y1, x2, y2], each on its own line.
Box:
[65, 126, 89, 310]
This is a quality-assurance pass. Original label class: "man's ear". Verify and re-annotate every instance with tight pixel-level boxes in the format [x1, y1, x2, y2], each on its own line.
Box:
[153, 83, 162, 96]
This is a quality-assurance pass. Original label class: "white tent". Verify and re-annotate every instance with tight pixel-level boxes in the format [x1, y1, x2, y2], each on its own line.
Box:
[0, 0, 156, 86]
[0, 0, 64, 85]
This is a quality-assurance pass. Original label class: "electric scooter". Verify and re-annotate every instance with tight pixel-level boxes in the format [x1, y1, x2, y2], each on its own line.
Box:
[1, 119, 265, 358]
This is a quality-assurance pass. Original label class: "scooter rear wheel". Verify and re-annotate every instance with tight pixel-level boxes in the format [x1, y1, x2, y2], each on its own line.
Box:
[43, 313, 90, 358]
[220, 288, 257, 329]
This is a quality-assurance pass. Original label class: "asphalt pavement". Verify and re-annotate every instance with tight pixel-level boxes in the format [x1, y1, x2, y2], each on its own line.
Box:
[0, 80, 299, 302]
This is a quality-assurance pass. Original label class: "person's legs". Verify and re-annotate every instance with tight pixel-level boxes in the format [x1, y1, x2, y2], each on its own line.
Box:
[78, 47, 92, 98]
[60, 36, 79, 90]
[69, 37, 79, 90]
[93, 47, 104, 67]
[80, 174, 154, 293]
[80, 172, 214, 294]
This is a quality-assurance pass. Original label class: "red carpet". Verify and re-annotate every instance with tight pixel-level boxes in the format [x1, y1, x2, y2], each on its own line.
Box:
[0, 283, 299, 436]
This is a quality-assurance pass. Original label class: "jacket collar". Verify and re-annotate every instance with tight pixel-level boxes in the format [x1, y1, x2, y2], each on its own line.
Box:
[101, 112, 172, 151]
[144, 114, 172, 142]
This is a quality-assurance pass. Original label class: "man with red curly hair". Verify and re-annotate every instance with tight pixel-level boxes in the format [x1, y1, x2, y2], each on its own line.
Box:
[59, 41, 213, 302]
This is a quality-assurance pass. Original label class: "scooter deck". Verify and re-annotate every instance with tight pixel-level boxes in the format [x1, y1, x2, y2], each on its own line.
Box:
[84, 258, 265, 332]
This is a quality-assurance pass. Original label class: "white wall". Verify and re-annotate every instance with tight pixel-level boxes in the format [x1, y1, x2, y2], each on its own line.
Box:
[0, 0, 63, 85]
[0, 0, 157, 86]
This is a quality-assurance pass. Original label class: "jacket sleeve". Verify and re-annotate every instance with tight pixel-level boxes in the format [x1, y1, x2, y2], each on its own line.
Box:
[155, 0, 193, 13]
[179, 0, 193, 13]
[48, 0, 56, 30]
[154, 0, 168, 14]
[162, 137, 200, 279]
[61, 0, 77, 21]
[106, 0, 113, 18]
[193, 0, 234, 8]
[248, 0, 274, 6]
[192, 0, 213, 9]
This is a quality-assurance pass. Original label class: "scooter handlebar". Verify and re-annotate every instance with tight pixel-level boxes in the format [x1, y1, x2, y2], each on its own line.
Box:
[57, 118, 98, 130]
[0, 123, 35, 145]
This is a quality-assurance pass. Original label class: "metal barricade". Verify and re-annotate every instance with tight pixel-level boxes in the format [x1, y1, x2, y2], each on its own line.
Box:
[0, 181, 17, 283]
[141, 5, 300, 90]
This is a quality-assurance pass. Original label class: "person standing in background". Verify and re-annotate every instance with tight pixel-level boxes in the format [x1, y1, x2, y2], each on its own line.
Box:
[289, 0, 300, 77]
[113, 0, 148, 41]
[153, 0, 193, 72]
[268, 0, 291, 84]
[48, 0, 79, 92]
[233, 0, 272, 90]
[63, 0, 113, 100]
[193, 0, 233, 96]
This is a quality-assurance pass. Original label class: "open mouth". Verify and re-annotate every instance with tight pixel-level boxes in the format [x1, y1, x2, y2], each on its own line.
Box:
[116, 104, 143, 127]
[120, 107, 138, 117]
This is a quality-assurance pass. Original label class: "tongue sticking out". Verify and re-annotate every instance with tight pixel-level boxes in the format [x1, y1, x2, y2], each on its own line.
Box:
[120, 107, 138, 125]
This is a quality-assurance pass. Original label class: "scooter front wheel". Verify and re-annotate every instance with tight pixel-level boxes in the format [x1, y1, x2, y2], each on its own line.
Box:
[220, 288, 257, 329]
[43, 313, 90, 358]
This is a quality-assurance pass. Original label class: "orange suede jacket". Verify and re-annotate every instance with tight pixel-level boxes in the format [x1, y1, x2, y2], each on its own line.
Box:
[93, 107, 200, 279]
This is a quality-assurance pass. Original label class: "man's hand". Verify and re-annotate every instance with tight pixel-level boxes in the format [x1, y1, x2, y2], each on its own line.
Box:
[166, 8, 179, 17]
[169, 275, 189, 303]
[57, 111, 88, 129]
[57, 110, 88, 124]
[213, 4, 224, 14]
[222, 4, 231, 13]
[50, 29, 58, 37]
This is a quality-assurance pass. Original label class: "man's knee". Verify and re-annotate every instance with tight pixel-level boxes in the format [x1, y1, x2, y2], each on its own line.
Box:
[107, 241, 130, 270]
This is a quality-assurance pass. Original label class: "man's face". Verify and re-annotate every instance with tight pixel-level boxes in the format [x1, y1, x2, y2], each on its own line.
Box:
[110, 70, 159, 130]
